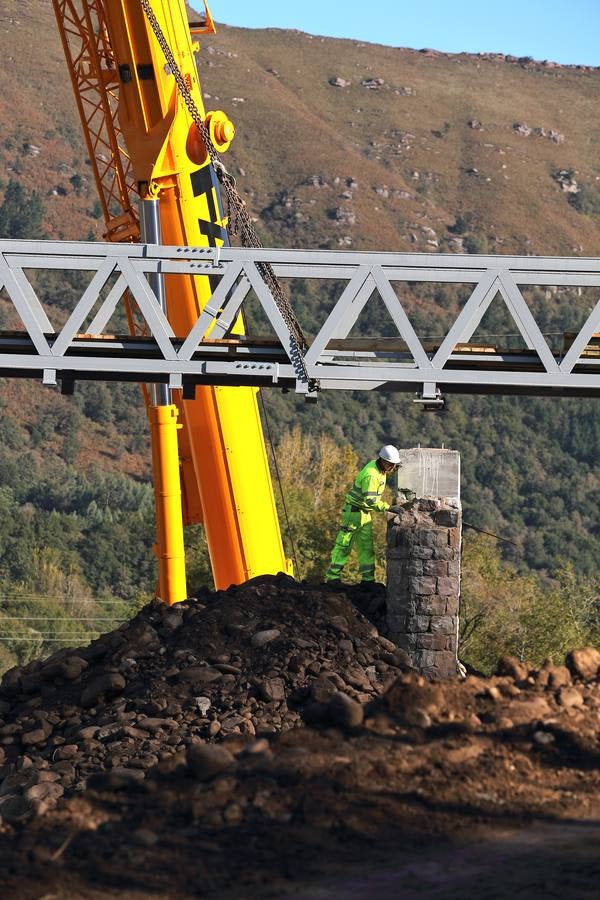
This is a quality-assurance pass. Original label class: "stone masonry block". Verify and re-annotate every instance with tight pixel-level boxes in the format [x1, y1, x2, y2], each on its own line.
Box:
[387, 547, 412, 560]
[430, 651, 459, 676]
[388, 528, 414, 549]
[449, 528, 462, 549]
[423, 560, 448, 577]
[390, 595, 412, 612]
[412, 547, 434, 560]
[387, 527, 407, 549]
[417, 596, 448, 616]
[415, 633, 450, 651]
[447, 559, 461, 577]
[430, 546, 454, 561]
[393, 634, 417, 652]
[434, 508, 459, 527]
[409, 576, 437, 596]
[414, 530, 449, 551]
[412, 650, 437, 668]
[405, 615, 431, 633]
[386, 570, 409, 593]
[387, 593, 411, 611]
[437, 576, 458, 597]
[429, 616, 456, 635]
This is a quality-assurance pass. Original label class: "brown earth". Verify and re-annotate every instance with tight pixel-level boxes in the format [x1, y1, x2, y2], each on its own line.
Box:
[1, 577, 600, 897]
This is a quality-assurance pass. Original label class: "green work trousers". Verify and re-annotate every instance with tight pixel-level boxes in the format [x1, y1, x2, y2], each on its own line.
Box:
[325, 506, 375, 583]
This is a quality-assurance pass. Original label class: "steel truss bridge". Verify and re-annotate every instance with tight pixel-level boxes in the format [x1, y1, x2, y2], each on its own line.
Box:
[0, 239, 599, 403]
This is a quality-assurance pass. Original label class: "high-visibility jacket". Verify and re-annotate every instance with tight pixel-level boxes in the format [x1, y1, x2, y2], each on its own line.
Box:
[344, 459, 389, 514]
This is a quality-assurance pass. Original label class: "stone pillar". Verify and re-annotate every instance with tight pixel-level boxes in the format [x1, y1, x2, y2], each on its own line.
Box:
[385, 497, 462, 680]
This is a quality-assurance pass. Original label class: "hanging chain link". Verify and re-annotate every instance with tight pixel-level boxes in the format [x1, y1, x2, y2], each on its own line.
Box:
[139, 0, 317, 392]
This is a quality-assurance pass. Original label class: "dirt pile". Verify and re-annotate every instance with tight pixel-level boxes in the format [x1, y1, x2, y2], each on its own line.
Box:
[0, 575, 408, 821]
[2, 577, 600, 897]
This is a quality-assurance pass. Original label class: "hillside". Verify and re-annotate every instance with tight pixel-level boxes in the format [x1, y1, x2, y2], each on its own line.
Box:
[0, 0, 597, 618]
[1, 3, 599, 257]
[199, 24, 600, 258]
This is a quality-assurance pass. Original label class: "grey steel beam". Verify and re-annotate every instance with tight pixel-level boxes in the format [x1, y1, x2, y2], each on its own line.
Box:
[0, 239, 597, 400]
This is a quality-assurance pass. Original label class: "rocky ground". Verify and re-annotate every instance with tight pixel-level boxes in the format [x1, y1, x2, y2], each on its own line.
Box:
[1, 575, 600, 898]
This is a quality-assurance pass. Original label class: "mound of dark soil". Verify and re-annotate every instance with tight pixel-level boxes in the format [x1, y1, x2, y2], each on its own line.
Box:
[0, 575, 407, 820]
[2, 577, 600, 898]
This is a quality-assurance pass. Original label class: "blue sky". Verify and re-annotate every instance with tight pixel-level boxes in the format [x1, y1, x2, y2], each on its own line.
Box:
[205, 1, 600, 67]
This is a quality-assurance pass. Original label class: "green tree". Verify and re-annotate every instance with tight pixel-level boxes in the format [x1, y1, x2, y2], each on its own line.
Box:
[460, 534, 599, 673]
[0, 179, 44, 239]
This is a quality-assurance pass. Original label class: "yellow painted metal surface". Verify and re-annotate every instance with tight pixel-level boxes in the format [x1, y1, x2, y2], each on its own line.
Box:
[148, 404, 187, 604]
[103, 0, 289, 588]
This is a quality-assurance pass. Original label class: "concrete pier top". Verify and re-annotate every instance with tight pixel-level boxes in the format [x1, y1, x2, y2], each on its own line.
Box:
[397, 448, 460, 502]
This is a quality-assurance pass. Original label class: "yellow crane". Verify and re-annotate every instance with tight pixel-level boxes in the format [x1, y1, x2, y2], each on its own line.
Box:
[51, 0, 291, 602]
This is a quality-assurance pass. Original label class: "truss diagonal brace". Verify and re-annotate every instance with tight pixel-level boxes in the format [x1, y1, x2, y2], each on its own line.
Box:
[118, 258, 176, 359]
[51, 258, 117, 356]
[432, 270, 500, 369]
[561, 295, 600, 374]
[370, 266, 432, 369]
[0, 254, 53, 356]
[243, 261, 314, 394]
[304, 266, 373, 366]
[178, 263, 243, 360]
[498, 273, 560, 373]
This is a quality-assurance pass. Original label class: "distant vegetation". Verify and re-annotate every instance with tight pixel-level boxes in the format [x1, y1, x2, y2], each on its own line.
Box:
[570, 183, 600, 217]
[0, 179, 44, 239]
[460, 537, 599, 674]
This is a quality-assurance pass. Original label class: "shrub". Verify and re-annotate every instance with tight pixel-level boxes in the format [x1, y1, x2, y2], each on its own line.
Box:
[569, 183, 600, 216]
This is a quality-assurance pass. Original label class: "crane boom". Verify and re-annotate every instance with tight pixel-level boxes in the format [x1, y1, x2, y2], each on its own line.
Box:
[51, 0, 290, 595]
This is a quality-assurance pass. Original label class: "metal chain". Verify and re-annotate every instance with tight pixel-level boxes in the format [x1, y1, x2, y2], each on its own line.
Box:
[139, 0, 317, 392]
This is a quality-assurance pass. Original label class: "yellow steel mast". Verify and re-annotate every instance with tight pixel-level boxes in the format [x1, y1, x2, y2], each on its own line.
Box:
[52, 0, 290, 599]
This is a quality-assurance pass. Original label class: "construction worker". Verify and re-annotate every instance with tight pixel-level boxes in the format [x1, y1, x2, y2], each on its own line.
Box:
[325, 444, 402, 585]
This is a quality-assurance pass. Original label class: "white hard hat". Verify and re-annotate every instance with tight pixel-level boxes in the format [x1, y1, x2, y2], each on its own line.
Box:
[378, 444, 401, 465]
